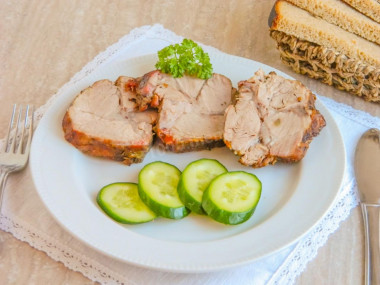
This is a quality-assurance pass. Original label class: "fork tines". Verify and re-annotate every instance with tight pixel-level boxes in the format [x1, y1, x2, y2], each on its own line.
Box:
[4, 104, 34, 154]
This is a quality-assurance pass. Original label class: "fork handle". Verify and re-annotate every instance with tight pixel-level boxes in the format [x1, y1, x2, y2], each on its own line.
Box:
[0, 169, 10, 213]
[361, 203, 380, 285]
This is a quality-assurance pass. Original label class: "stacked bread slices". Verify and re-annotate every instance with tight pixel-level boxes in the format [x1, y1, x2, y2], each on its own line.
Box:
[269, 0, 380, 102]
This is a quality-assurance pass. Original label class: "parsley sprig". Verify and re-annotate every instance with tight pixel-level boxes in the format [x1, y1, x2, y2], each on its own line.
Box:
[155, 39, 213, 79]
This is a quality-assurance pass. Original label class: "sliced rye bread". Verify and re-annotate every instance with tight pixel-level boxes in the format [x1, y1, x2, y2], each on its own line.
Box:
[341, 0, 380, 24]
[271, 1, 380, 67]
[270, 30, 380, 102]
[270, 0, 380, 102]
[286, 0, 380, 45]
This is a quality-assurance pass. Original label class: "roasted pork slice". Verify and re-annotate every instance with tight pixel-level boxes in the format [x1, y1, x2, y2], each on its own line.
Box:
[136, 70, 234, 152]
[62, 78, 157, 165]
[224, 69, 326, 168]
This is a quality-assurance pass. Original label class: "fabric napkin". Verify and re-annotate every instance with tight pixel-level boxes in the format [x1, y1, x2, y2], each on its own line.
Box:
[1, 24, 379, 285]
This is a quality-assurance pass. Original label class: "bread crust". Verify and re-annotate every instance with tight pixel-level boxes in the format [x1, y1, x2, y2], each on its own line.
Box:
[270, 1, 282, 30]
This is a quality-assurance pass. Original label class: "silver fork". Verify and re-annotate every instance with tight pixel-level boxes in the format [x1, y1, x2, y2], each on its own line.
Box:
[0, 104, 34, 211]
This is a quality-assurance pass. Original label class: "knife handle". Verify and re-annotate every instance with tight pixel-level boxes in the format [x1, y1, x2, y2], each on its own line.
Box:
[361, 203, 380, 285]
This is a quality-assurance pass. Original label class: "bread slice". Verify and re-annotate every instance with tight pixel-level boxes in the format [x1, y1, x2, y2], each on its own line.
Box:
[270, 30, 380, 102]
[341, 0, 380, 24]
[286, 0, 380, 45]
[271, 0, 380, 67]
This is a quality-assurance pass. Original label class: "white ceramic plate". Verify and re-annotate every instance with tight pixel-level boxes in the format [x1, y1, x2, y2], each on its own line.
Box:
[30, 53, 345, 273]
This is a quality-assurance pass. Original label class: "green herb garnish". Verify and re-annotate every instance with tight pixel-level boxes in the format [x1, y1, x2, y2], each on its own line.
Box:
[155, 39, 213, 80]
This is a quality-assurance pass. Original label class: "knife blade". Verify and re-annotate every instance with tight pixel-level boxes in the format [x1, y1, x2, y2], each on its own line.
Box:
[354, 128, 380, 285]
[355, 128, 380, 204]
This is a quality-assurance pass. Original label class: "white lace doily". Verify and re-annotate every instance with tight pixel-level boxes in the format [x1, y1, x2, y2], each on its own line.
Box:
[1, 24, 379, 285]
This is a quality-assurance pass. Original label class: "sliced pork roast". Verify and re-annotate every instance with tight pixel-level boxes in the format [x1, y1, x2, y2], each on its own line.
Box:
[62, 77, 157, 165]
[136, 70, 234, 152]
[224, 69, 326, 168]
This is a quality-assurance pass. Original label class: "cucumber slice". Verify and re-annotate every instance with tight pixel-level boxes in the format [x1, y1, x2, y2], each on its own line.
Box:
[178, 159, 227, 214]
[138, 161, 190, 219]
[97, 182, 157, 224]
[202, 171, 262, 225]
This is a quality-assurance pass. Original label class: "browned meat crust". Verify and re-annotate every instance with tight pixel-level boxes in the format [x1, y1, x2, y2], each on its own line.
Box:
[136, 70, 233, 152]
[63, 68, 325, 167]
[62, 111, 152, 165]
[156, 128, 225, 152]
[224, 69, 326, 168]
[62, 79, 155, 165]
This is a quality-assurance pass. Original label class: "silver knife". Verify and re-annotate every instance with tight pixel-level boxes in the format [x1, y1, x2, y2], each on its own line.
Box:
[355, 128, 380, 285]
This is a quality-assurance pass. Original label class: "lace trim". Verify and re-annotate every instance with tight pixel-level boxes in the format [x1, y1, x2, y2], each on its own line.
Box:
[320, 96, 380, 128]
[0, 214, 130, 285]
[0, 24, 378, 284]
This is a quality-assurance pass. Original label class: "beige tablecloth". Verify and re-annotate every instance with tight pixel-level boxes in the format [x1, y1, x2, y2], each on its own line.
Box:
[1, 25, 380, 284]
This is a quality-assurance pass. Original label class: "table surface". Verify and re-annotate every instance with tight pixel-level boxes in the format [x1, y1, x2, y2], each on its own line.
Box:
[1, 0, 379, 284]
